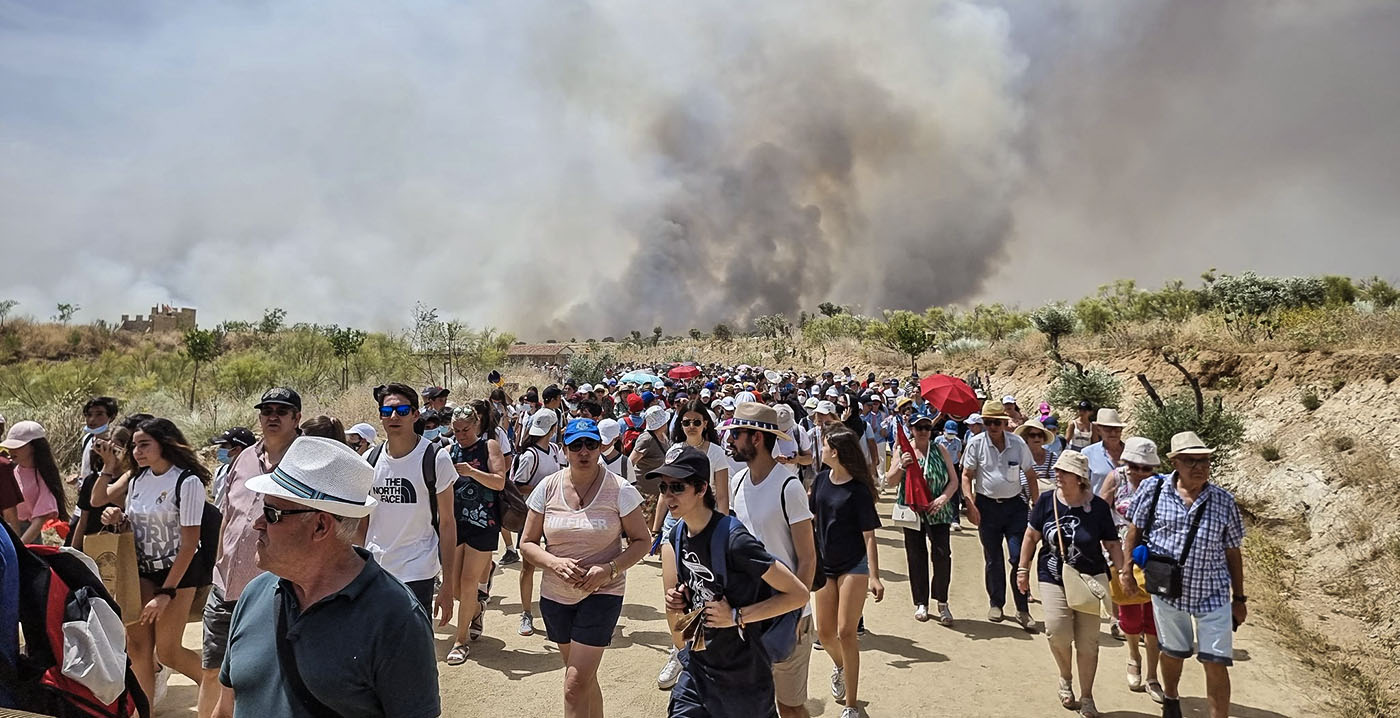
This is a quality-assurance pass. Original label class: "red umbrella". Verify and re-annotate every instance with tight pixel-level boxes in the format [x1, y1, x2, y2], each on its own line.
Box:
[919, 374, 980, 417]
[668, 365, 701, 380]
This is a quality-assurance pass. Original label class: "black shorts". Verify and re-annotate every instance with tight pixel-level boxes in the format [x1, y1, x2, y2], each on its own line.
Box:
[457, 525, 500, 552]
[539, 594, 623, 647]
[139, 565, 203, 590]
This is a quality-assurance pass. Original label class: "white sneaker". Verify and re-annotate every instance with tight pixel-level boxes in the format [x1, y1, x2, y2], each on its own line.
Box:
[518, 612, 535, 636]
[152, 664, 172, 706]
[937, 603, 955, 626]
[840, 708, 860, 718]
[1015, 611, 1035, 631]
[830, 666, 846, 701]
[914, 604, 929, 622]
[657, 648, 683, 690]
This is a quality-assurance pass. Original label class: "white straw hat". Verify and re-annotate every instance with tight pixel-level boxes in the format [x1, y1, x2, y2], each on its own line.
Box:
[1121, 436, 1161, 465]
[1094, 408, 1127, 428]
[1167, 431, 1215, 458]
[246, 436, 378, 518]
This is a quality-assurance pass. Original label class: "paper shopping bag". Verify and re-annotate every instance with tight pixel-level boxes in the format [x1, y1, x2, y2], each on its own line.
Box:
[81, 528, 143, 626]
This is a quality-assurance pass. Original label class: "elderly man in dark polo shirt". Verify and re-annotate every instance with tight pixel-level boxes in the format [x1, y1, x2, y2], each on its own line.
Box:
[217, 436, 439, 718]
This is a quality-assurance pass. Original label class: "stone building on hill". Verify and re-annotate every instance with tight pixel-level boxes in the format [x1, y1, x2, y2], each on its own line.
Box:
[119, 305, 197, 333]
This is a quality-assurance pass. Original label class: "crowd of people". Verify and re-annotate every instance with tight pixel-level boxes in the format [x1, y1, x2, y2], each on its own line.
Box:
[0, 362, 1248, 718]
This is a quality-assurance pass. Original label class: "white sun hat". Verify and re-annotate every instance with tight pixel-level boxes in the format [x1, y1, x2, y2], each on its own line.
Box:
[527, 410, 558, 437]
[246, 436, 378, 518]
[644, 405, 669, 431]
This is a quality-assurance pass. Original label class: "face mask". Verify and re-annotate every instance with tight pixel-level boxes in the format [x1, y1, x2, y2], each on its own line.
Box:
[216, 447, 232, 464]
[423, 427, 442, 440]
[83, 423, 109, 436]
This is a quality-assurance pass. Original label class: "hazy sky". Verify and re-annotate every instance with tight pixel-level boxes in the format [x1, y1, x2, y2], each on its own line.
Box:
[2, 1, 1398, 337]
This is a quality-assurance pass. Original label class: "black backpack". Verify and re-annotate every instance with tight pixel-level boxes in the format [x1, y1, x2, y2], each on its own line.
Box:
[366, 442, 443, 533]
[172, 470, 221, 587]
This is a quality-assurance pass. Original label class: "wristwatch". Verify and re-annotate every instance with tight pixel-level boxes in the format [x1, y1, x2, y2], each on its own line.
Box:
[608, 561, 619, 580]
[1232, 595, 1247, 604]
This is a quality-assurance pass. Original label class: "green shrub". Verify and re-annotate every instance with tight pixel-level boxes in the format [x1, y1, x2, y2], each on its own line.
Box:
[567, 349, 615, 385]
[1259, 443, 1282, 462]
[1332, 435, 1356, 453]
[1301, 389, 1322, 412]
[1045, 364, 1122, 412]
[1132, 391, 1246, 469]
[1030, 303, 1076, 352]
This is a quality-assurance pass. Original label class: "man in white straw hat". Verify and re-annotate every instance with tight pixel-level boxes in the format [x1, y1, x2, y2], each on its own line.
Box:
[218, 436, 439, 718]
[961, 399, 1039, 630]
[1120, 432, 1246, 718]
[724, 402, 817, 718]
[1082, 408, 1129, 495]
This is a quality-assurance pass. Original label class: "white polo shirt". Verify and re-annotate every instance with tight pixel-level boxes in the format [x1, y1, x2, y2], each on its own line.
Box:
[961, 431, 1035, 500]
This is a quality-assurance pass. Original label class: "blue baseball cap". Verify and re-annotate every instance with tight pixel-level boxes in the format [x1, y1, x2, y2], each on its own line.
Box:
[562, 418, 602, 445]
[640, 391, 656, 403]
[943, 420, 958, 433]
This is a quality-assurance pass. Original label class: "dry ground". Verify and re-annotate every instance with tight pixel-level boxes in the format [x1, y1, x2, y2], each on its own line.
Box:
[163, 491, 1333, 718]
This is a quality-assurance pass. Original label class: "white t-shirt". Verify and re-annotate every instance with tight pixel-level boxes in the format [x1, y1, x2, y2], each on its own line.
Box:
[510, 444, 564, 491]
[730, 463, 812, 575]
[127, 466, 206, 572]
[365, 438, 457, 583]
[602, 451, 632, 484]
[704, 442, 730, 488]
[495, 425, 513, 456]
[775, 424, 812, 459]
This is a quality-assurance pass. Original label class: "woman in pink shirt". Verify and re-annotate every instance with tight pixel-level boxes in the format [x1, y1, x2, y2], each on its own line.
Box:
[0, 421, 68, 544]
[521, 418, 650, 718]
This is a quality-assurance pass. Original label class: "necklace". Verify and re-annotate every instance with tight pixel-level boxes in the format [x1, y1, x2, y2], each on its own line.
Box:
[572, 465, 606, 510]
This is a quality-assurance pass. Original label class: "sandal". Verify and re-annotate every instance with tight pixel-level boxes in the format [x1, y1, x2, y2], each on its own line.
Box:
[1126, 659, 1144, 691]
[445, 644, 470, 665]
[1078, 696, 1099, 718]
[1058, 678, 1079, 711]
[1145, 680, 1166, 704]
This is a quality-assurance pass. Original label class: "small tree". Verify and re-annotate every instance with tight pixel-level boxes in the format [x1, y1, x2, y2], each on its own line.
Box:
[1030, 302, 1076, 356]
[0, 299, 17, 329]
[712, 323, 733, 342]
[259, 307, 287, 335]
[1134, 348, 1245, 469]
[1045, 363, 1122, 412]
[818, 301, 847, 317]
[183, 328, 223, 411]
[53, 303, 80, 324]
[871, 310, 935, 376]
[327, 325, 368, 390]
[652, 326, 663, 347]
[688, 328, 703, 341]
[629, 329, 643, 346]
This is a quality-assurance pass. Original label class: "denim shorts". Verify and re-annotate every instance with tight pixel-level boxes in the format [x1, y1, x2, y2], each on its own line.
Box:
[825, 554, 869, 580]
[539, 593, 624, 647]
[1152, 597, 1234, 665]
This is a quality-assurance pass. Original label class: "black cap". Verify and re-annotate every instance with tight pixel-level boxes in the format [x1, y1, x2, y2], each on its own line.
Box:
[645, 444, 711, 483]
[422, 386, 450, 400]
[1077, 400, 1094, 411]
[254, 387, 301, 411]
[210, 427, 256, 448]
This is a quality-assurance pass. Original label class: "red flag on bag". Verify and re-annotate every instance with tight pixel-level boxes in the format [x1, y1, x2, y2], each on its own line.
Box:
[896, 421, 934, 512]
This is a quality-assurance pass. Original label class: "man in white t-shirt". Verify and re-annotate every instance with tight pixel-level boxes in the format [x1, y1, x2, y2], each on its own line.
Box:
[725, 403, 816, 718]
[363, 383, 457, 626]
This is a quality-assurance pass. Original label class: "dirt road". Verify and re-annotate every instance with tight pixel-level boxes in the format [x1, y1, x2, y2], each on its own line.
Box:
[165, 493, 1332, 717]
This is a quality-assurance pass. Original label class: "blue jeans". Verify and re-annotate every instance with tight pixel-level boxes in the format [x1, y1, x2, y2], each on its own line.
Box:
[975, 494, 1030, 613]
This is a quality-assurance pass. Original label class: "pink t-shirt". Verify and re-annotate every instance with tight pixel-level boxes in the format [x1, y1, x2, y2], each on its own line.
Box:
[213, 441, 277, 601]
[527, 468, 643, 605]
[15, 465, 58, 522]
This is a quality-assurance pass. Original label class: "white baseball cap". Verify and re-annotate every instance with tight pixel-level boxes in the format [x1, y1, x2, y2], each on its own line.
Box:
[527, 410, 558, 437]
[578, 383, 594, 394]
[824, 387, 840, 398]
[967, 413, 984, 425]
[719, 397, 736, 411]
[346, 423, 377, 444]
[1002, 395, 1017, 405]
[0, 420, 45, 450]
[815, 401, 837, 416]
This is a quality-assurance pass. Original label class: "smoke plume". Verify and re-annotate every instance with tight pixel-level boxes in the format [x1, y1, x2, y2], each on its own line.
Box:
[1, 1, 1398, 336]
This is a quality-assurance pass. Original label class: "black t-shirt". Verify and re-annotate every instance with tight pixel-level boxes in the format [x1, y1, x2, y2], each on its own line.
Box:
[1028, 492, 1118, 586]
[450, 439, 498, 533]
[676, 514, 774, 669]
[809, 469, 881, 577]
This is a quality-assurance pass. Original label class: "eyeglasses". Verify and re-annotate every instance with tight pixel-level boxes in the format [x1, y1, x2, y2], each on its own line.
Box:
[681, 420, 706, 428]
[983, 419, 1008, 427]
[260, 406, 292, 417]
[1126, 463, 1157, 473]
[657, 481, 692, 495]
[567, 439, 601, 452]
[1177, 456, 1211, 469]
[379, 405, 413, 418]
[262, 505, 320, 524]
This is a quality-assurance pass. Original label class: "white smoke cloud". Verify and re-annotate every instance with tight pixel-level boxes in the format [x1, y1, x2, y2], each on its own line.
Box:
[1, 1, 1398, 335]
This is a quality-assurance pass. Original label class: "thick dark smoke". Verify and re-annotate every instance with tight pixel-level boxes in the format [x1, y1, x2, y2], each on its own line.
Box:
[2, 2, 1399, 336]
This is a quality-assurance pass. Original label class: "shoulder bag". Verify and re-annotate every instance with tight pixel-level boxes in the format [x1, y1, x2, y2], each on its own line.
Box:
[1137, 476, 1210, 600]
[1052, 495, 1110, 615]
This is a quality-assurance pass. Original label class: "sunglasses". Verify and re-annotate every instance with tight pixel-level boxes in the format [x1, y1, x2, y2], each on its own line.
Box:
[681, 420, 706, 428]
[1126, 462, 1157, 473]
[262, 505, 320, 524]
[913, 424, 934, 432]
[983, 419, 1008, 427]
[567, 439, 601, 452]
[260, 406, 292, 417]
[379, 405, 413, 418]
[1178, 456, 1211, 469]
[657, 481, 692, 495]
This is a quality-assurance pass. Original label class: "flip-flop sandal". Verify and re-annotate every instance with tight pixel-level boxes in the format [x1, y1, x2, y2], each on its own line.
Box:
[1058, 678, 1079, 711]
[1127, 659, 1144, 691]
[445, 644, 470, 665]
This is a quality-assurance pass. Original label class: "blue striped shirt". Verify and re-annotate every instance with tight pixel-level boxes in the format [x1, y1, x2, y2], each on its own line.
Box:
[1128, 474, 1244, 614]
